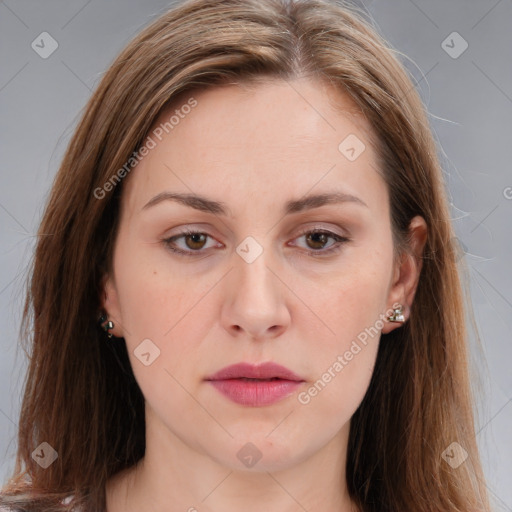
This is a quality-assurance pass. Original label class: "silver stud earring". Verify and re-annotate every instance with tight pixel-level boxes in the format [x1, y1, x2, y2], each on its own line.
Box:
[98, 312, 115, 338]
[387, 304, 405, 323]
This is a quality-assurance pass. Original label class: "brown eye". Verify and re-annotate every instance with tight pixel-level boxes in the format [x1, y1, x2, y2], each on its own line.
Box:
[183, 233, 207, 250]
[292, 229, 350, 257]
[305, 231, 331, 250]
[163, 230, 218, 256]
[163, 228, 350, 258]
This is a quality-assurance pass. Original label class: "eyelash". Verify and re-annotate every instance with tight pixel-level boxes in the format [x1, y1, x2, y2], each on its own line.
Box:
[162, 227, 351, 258]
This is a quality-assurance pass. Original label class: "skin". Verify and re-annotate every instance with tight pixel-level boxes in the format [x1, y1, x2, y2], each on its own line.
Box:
[102, 77, 427, 512]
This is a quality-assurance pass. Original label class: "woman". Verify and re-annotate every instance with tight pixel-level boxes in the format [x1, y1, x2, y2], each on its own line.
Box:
[0, 0, 491, 510]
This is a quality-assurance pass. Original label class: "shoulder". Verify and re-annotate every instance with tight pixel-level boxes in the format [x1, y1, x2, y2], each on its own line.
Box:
[0, 505, 20, 512]
[0, 495, 85, 512]
[62, 495, 86, 511]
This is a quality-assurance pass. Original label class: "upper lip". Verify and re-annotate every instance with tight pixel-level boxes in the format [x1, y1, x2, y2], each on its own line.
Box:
[205, 362, 304, 381]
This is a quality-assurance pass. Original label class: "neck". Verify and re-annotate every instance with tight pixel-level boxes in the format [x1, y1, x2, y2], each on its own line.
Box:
[106, 406, 359, 512]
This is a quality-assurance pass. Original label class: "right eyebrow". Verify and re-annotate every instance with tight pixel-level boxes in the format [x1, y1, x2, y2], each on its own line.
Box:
[142, 192, 230, 215]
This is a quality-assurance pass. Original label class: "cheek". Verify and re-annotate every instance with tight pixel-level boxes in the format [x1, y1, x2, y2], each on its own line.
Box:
[113, 255, 210, 421]
[303, 247, 391, 348]
[112, 243, 221, 399]
[113, 232, 202, 337]
[293, 246, 392, 407]
[116, 274, 215, 371]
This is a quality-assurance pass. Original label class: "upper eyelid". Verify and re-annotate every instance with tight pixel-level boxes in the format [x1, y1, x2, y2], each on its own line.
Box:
[166, 221, 349, 237]
[166, 226, 347, 242]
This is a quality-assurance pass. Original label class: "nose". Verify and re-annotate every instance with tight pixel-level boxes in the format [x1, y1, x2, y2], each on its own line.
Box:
[220, 245, 291, 340]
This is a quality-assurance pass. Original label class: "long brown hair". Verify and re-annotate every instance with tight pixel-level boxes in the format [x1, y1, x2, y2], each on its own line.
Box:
[1, 0, 491, 510]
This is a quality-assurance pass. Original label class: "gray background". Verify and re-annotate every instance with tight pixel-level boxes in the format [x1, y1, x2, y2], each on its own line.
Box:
[0, 0, 511, 510]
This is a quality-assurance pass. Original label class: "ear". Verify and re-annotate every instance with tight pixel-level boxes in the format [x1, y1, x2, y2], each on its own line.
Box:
[381, 215, 427, 334]
[99, 273, 125, 338]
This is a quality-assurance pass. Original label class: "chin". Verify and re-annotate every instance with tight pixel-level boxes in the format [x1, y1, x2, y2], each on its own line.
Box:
[205, 432, 317, 473]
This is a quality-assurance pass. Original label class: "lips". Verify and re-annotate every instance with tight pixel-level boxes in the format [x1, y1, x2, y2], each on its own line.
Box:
[205, 362, 305, 407]
[206, 362, 303, 382]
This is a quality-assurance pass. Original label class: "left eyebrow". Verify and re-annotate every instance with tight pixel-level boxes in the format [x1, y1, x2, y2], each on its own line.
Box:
[141, 191, 368, 216]
[284, 192, 368, 214]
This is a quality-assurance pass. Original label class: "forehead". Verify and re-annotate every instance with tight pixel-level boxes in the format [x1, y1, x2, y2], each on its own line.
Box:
[162, 77, 369, 147]
[120, 77, 384, 216]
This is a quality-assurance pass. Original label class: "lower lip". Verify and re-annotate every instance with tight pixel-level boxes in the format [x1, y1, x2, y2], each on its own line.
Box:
[207, 379, 303, 406]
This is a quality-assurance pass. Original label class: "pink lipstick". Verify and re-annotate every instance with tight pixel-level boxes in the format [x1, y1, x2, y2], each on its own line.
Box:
[205, 362, 304, 407]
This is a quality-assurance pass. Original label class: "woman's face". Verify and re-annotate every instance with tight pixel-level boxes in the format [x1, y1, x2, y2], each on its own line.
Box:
[103, 78, 418, 473]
